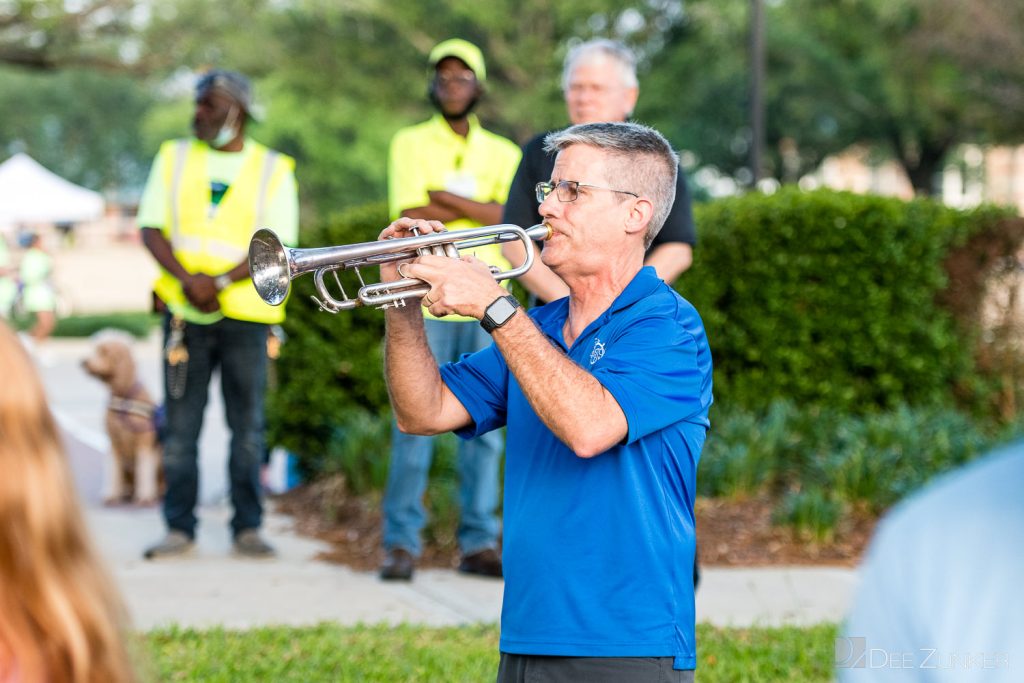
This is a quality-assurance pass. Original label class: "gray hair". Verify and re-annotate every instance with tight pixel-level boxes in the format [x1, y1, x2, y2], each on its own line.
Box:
[544, 122, 678, 248]
[561, 39, 639, 93]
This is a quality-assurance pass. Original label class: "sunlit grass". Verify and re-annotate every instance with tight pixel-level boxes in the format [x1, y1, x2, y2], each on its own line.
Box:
[143, 622, 839, 682]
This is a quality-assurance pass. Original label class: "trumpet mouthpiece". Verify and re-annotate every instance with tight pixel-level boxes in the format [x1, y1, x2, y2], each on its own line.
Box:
[249, 229, 290, 306]
[526, 223, 553, 242]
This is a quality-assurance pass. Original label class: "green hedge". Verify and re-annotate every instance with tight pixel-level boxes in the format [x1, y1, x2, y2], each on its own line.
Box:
[681, 188, 1014, 415]
[8, 311, 159, 338]
[266, 202, 392, 478]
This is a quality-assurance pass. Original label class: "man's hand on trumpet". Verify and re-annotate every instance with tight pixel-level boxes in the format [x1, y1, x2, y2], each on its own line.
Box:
[378, 217, 505, 319]
[406, 254, 505, 319]
[377, 217, 446, 284]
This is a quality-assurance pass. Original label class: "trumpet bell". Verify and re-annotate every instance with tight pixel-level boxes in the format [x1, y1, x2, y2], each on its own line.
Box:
[249, 229, 291, 306]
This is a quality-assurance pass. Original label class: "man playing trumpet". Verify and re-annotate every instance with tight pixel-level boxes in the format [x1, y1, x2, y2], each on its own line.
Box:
[381, 121, 712, 683]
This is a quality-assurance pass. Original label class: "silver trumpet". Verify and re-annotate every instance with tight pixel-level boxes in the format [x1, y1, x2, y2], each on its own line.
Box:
[249, 223, 552, 313]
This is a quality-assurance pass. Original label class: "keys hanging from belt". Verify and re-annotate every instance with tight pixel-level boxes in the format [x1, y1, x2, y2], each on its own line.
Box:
[165, 315, 189, 399]
[267, 324, 286, 360]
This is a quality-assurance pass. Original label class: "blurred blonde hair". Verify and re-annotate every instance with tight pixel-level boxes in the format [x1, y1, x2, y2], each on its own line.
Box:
[0, 322, 138, 683]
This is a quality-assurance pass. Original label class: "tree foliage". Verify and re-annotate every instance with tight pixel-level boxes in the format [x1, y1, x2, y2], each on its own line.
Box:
[0, 65, 154, 191]
[681, 188, 1013, 414]
[642, 0, 1024, 194]
[2, 0, 1024, 205]
[0, 0, 141, 71]
[768, 0, 1024, 194]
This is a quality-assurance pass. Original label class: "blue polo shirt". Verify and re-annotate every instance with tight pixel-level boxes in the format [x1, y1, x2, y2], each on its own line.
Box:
[439, 266, 713, 670]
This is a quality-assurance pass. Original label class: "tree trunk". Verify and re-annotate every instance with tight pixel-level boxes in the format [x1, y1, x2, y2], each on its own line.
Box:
[892, 131, 952, 197]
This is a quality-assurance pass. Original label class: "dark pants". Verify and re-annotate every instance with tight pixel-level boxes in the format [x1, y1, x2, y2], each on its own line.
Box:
[161, 315, 268, 538]
[497, 654, 695, 683]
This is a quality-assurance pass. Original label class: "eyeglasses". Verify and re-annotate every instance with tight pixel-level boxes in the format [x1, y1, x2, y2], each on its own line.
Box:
[434, 73, 477, 88]
[535, 180, 639, 204]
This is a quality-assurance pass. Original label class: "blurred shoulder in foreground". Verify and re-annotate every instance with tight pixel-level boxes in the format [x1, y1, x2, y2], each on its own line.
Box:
[838, 443, 1024, 681]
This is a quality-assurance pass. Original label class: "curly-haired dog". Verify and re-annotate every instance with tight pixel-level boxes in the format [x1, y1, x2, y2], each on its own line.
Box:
[82, 331, 163, 505]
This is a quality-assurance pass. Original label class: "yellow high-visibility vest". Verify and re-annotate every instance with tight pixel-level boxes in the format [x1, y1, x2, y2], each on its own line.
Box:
[152, 138, 295, 324]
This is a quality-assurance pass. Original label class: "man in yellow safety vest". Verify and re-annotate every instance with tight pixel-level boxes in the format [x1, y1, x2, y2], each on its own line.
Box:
[138, 69, 298, 560]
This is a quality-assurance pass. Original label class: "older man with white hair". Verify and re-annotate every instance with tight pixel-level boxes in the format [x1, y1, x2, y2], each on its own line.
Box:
[502, 39, 697, 302]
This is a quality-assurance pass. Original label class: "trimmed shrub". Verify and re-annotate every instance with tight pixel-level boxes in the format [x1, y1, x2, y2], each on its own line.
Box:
[52, 312, 158, 338]
[681, 188, 1013, 415]
[266, 202, 391, 478]
[9, 311, 158, 338]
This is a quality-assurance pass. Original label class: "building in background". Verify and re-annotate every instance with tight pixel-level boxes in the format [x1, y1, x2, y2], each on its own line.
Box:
[807, 143, 1024, 215]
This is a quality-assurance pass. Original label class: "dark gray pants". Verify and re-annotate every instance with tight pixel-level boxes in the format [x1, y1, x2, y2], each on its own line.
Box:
[497, 654, 695, 683]
[161, 315, 268, 538]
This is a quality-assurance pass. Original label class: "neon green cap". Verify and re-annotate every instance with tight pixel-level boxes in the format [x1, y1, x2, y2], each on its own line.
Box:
[429, 38, 486, 82]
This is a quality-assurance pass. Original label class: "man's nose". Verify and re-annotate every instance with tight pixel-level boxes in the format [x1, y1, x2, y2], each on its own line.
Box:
[539, 192, 560, 219]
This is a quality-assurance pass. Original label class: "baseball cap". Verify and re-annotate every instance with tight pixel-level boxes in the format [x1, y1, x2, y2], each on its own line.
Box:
[196, 69, 261, 121]
[428, 38, 486, 82]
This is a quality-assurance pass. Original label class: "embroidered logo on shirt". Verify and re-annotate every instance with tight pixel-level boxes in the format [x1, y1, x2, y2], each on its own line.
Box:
[589, 338, 606, 365]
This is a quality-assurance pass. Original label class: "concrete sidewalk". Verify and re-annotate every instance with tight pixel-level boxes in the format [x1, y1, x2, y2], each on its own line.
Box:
[36, 334, 858, 631]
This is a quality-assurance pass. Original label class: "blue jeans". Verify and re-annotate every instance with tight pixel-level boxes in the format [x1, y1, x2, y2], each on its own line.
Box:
[161, 315, 268, 538]
[383, 318, 503, 557]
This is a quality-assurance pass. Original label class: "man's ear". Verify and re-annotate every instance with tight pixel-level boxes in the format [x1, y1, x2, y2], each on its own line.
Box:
[623, 86, 639, 119]
[623, 197, 654, 239]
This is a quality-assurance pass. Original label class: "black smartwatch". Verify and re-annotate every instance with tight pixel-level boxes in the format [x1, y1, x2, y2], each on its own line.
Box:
[480, 294, 521, 334]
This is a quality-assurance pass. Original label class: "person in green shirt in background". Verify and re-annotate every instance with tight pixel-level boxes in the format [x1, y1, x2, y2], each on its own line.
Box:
[380, 39, 522, 582]
[18, 233, 57, 349]
[0, 233, 16, 320]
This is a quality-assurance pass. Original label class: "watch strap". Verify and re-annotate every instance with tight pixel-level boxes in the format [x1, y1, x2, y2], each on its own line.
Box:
[480, 294, 520, 334]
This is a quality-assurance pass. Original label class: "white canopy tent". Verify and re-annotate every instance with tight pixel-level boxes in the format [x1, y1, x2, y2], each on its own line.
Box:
[0, 153, 105, 227]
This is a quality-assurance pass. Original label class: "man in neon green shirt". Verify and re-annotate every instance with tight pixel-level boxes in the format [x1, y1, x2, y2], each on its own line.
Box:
[380, 39, 522, 581]
[18, 233, 56, 346]
[138, 69, 298, 560]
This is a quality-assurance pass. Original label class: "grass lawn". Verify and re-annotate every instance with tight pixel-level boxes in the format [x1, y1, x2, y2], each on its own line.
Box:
[143, 622, 838, 682]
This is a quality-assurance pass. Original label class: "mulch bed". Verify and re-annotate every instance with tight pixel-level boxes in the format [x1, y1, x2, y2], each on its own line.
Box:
[273, 476, 877, 572]
[695, 496, 877, 567]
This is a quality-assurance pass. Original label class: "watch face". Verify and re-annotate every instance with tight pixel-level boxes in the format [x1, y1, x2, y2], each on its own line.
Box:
[488, 296, 518, 325]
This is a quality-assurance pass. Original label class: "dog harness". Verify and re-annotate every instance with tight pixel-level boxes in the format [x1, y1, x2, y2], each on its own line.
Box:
[108, 382, 158, 433]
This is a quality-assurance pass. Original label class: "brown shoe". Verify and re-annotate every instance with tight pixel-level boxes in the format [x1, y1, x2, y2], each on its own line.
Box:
[458, 548, 502, 578]
[380, 548, 415, 581]
[233, 529, 277, 559]
[143, 530, 195, 560]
